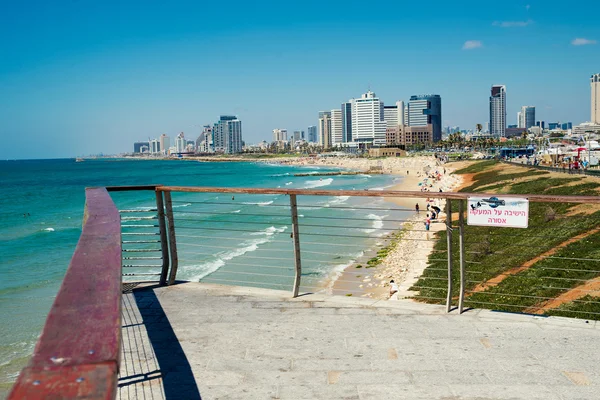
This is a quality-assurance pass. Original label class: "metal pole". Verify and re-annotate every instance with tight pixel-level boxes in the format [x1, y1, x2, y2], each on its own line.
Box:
[445, 199, 453, 313]
[458, 200, 466, 313]
[156, 190, 170, 286]
[164, 191, 179, 285]
[289, 194, 302, 298]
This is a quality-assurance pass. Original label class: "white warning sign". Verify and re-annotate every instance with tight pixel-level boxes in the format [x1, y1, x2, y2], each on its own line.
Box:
[467, 196, 529, 228]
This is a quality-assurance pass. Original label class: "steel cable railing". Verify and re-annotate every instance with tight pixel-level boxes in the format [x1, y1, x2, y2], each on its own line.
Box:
[165, 190, 441, 300]
[105, 184, 600, 322]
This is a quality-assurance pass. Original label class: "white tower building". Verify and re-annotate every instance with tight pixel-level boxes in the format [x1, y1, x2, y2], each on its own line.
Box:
[330, 109, 343, 146]
[350, 91, 386, 146]
[592, 74, 600, 124]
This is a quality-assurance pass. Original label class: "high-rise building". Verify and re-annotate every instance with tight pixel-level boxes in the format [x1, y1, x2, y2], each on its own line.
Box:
[342, 102, 352, 142]
[520, 106, 535, 129]
[561, 122, 573, 130]
[517, 111, 523, 128]
[384, 101, 405, 128]
[159, 134, 170, 155]
[134, 142, 149, 153]
[150, 139, 161, 153]
[214, 115, 243, 154]
[273, 129, 287, 142]
[536, 121, 545, 130]
[318, 111, 332, 148]
[292, 131, 304, 142]
[197, 126, 213, 153]
[592, 74, 600, 124]
[330, 109, 343, 146]
[405, 95, 442, 142]
[175, 133, 186, 153]
[307, 126, 317, 143]
[490, 85, 506, 137]
[350, 91, 386, 146]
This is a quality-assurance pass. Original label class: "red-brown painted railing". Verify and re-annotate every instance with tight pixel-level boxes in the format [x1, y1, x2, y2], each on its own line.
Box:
[9, 188, 122, 400]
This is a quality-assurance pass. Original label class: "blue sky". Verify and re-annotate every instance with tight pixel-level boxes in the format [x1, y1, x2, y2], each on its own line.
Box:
[1, 0, 599, 159]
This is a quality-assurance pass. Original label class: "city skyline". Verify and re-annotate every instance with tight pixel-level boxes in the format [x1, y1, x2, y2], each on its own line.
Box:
[1, 1, 599, 159]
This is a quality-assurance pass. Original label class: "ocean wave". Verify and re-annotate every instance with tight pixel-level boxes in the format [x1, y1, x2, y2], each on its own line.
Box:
[172, 203, 192, 208]
[242, 200, 274, 206]
[319, 251, 365, 294]
[230, 209, 241, 213]
[363, 214, 387, 234]
[285, 182, 293, 186]
[325, 196, 350, 207]
[249, 226, 287, 236]
[43, 227, 55, 232]
[272, 172, 290, 177]
[185, 226, 288, 281]
[134, 206, 155, 211]
[359, 174, 372, 178]
[304, 178, 333, 189]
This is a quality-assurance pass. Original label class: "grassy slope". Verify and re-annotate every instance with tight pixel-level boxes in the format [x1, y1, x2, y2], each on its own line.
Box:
[413, 160, 600, 320]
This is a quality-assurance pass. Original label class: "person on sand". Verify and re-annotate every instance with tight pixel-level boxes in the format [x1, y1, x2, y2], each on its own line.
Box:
[389, 280, 399, 299]
[415, 203, 419, 213]
[425, 214, 431, 231]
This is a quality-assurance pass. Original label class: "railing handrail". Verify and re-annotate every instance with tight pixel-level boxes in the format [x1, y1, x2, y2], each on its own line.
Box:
[156, 186, 600, 204]
[9, 188, 122, 399]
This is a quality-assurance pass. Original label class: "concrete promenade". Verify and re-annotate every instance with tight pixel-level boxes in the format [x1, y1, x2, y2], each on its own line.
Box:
[119, 282, 599, 400]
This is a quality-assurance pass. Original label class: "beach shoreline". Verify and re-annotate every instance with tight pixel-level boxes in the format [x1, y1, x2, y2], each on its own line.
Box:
[275, 155, 462, 301]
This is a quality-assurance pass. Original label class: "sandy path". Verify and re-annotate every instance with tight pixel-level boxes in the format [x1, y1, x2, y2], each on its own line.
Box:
[467, 226, 600, 297]
[527, 277, 600, 314]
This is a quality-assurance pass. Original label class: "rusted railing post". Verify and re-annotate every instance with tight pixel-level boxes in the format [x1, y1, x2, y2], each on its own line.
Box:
[445, 199, 453, 313]
[458, 199, 466, 313]
[164, 191, 179, 285]
[289, 194, 302, 297]
[156, 190, 170, 286]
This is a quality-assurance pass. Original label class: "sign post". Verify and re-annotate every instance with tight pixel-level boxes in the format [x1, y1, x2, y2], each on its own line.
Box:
[467, 196, 529, 228]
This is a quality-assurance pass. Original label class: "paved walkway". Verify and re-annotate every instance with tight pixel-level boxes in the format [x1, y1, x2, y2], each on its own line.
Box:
[119, 282, 599, 400]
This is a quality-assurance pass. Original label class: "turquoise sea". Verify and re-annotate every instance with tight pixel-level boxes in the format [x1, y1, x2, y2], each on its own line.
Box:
[0, 158, 406, 390]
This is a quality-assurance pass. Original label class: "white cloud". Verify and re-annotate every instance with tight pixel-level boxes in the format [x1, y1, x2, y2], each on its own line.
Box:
[492, 19, 534, 28]
[571, 38, 597, 46]
[462, 40, 483, 50]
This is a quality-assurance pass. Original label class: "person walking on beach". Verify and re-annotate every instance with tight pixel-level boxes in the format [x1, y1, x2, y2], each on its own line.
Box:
[389, 280, 399, 299]
[425, 214, 431, 231]
[415, 203, 419, 213]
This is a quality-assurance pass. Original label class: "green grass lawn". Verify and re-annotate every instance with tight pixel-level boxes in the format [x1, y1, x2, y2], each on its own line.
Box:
[413, 160, 600, 320]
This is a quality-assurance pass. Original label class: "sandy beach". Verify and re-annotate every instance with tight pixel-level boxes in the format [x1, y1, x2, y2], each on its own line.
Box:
[277, 155, 463, 301]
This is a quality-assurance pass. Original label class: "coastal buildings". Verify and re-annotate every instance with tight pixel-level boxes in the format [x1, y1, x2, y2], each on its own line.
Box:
[134, 142, 149, 153]
[160, 134, 170, 155]
[273, 129, 287, 142]
[518, 106, 535, 129]
[350, 91, 386, 146]
[293, 131, 304, 141]
[405, 95, 442, 143]
[175, 133, 186, 153]
[384, 101, 405, 145]
[342, 102, 352, 143]
[150, 139, 161, 153]
[490, 85, 507, 137]
[197, 126, 213, 153]
[214, 115, 243, 154]
[318, 111, 332, 148]
[330, 109, 343, 146]
[592, 73, 600, 124]
[307, 125, 317, 143]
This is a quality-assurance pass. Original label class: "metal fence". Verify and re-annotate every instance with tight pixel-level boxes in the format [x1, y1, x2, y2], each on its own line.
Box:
[107, 185, 600, 320]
